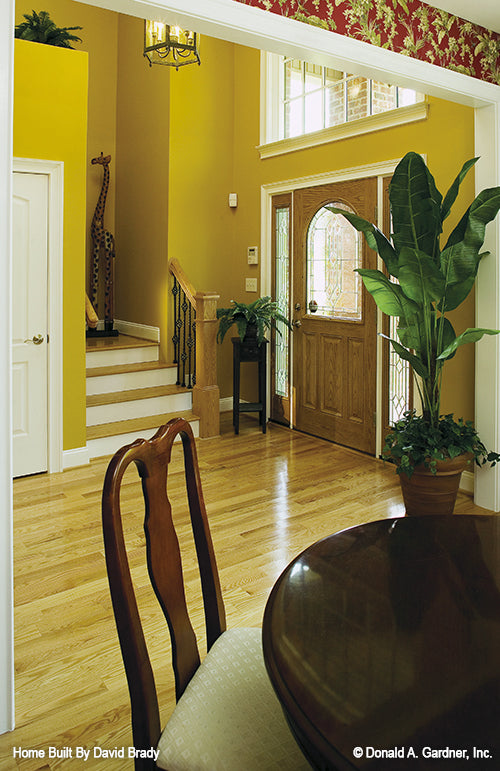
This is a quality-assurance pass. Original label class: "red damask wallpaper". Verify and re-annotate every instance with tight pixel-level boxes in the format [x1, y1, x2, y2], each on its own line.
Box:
[235, 0, 500, 85]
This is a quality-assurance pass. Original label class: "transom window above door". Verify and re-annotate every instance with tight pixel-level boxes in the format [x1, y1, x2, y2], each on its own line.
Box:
[282, 59, 422, 139]
[259, 53, 427, 157]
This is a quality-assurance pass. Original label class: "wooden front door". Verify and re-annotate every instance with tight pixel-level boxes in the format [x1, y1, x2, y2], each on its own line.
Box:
[292, 179, 377, 454]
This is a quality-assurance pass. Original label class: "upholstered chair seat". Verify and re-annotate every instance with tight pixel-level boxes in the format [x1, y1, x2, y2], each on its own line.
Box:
[157, 628, 311, 770]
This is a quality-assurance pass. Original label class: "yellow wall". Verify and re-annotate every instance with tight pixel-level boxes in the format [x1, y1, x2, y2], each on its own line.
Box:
[13, 3, 478, 441]
[256, 94, 476, 420]
[114, 15, 171, 359]
[16, 1, 119, 291]
[168, 34, 236, 364]
[13, 39, 88, 450]
[169, 40, 476, 418]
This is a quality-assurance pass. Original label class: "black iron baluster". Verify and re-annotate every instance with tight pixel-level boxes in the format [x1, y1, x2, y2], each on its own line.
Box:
[180, 295, 188, 387]
[171, 272, 197, 390]
[187, 303, 193, 389]
[172, 276, 179, 368]
[192, 313, 196, 386]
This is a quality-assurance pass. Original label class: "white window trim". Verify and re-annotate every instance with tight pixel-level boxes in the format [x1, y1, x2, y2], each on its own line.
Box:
[258, 101, 428, 159]
[259, 52, 428, 159]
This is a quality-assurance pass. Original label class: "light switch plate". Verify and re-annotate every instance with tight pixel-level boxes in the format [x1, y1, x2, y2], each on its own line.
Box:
[245, 278, 258, 292]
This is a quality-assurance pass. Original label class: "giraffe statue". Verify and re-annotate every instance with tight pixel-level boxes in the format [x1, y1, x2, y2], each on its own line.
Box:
[90, 152, 116, 332]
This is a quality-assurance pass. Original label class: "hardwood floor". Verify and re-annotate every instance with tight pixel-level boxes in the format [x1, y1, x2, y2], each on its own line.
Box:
[1, 414, 495, 769]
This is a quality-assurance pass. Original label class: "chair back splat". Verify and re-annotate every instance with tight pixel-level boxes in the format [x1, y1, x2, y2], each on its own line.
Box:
[102, 418, 226, 764]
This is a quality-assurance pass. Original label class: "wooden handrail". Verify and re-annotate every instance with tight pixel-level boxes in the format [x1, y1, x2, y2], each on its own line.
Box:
[169, 258, 197, 308]
[168, 259, 220, 438]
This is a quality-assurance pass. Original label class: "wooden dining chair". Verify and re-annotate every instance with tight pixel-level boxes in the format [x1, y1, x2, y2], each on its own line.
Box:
[102, 417, 311, 771]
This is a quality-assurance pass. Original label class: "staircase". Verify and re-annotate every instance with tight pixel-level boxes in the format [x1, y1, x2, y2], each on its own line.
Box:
[86, 335, 199, 459]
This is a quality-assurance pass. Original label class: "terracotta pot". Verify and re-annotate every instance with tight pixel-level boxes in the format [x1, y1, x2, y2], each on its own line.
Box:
[399, 453, 473, 516]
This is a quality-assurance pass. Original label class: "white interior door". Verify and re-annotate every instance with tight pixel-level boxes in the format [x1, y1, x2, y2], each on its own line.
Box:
[12, 172, 48, 477]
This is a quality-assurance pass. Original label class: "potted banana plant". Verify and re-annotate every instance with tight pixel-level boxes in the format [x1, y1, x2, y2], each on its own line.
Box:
[329, 151, 500, 515]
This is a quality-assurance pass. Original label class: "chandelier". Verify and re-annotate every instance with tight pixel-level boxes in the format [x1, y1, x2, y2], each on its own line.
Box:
[144, 21, 200, 69]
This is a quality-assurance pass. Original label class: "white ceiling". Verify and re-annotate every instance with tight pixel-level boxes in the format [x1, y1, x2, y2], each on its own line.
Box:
[421, 1, 500, 34]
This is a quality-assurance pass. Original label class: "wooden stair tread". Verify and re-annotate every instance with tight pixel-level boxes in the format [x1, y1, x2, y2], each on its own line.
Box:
[86, 360, 175, 378]
[87, 384, 187, 407]
[85, 334, 158, 353]
[86, 410, 199, 440]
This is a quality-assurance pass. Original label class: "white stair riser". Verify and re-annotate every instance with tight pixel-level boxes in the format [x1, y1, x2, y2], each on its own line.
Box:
[86, 367, 177, 395]
[87, 420, 200, 459]
[87, 391, 193, 426]
[86, 345, 159, 369]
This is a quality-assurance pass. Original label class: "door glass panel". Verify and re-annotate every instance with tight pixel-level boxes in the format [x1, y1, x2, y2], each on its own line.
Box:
[306, 202, 362, 321]
[389, 311, 412, 423]
[275, 207, 290, 397]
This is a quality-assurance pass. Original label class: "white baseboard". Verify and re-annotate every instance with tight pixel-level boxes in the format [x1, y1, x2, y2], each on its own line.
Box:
[87, 319, 160, 342]
[63, 446, 90, 469]
[114, 319, 160, 342]
[460, 470, 474, 495]
[219, 397, 233, 412]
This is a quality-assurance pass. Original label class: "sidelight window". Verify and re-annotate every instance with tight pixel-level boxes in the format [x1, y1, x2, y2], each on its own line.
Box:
[275, 207, 290, 397]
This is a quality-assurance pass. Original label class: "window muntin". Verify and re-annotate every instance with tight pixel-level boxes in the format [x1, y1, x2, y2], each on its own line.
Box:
[281, 58, 424, 140]
[306, 203, 362, 321]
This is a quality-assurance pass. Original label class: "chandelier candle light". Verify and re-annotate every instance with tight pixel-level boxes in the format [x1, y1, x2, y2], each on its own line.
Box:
[144, 20, 200, 68]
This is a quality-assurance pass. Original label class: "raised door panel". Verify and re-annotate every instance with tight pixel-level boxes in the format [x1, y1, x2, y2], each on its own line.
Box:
[347, 337, 364, 424]
[12, 172, 48, 477]
[320, 334, 343, 417]
[301, 331, 317, 410]
[293, 178, 377, 453]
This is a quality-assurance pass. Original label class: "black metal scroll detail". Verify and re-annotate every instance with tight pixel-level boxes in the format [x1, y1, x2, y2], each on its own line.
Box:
[171, 275, 196, 388]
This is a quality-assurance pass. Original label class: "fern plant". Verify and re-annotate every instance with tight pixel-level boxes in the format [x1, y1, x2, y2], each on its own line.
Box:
[217, 297, 292, 344]
[15, 10, 82, 48]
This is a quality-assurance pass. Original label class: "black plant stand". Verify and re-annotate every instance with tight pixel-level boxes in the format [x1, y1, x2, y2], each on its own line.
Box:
[232, 337, 268, 434]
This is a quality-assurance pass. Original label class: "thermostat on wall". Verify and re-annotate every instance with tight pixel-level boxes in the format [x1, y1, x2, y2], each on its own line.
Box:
[228, 193, 238, 208]
[247, 246, 258, 264]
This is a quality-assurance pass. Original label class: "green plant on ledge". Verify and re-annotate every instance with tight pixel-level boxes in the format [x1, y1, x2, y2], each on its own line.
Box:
[330, 151, 500, 478]
[15, 10, 82, 48]
[216, 297, 292, 345]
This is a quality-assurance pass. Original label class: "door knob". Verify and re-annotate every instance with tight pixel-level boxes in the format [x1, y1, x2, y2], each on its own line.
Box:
[25, 334, 44, 345]
[292, 319, 302, 328]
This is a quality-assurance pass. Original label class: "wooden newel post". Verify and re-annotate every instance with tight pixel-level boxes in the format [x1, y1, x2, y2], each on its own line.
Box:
[193, 291, 220, 437]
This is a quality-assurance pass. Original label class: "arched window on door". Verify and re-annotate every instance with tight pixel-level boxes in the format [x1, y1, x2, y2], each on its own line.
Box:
[306, 202, 362, 321]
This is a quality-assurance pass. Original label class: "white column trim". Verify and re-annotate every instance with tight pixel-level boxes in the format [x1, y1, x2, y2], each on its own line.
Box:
[474, 103, 500, 510]
[1, 0, 14, 736]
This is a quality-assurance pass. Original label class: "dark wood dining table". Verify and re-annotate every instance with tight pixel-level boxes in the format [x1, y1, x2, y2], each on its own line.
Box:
[262, 515, 500, 770]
